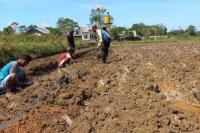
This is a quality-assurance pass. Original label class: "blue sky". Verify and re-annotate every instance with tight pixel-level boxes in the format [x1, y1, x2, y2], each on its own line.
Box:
[0, 0, 200, 31]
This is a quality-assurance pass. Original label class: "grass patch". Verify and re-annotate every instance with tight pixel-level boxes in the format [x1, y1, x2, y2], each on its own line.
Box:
[0, 35, 95, 66]
[111, 36, 200, 46]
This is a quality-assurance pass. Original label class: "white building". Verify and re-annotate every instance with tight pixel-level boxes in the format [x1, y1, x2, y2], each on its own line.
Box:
[80, 27, 96, 41]
[26, 27, 50, 36]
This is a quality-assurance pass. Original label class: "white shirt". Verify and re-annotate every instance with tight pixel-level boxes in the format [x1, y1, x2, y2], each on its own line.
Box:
[97, 29, 103, 43]
[96, 29, 111, 44]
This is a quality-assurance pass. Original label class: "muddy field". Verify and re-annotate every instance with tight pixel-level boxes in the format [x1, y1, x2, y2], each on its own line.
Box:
[1, 42, 200, 133]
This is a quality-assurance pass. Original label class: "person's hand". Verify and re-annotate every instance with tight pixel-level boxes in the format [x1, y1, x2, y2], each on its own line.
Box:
[97, 42, 102, 49]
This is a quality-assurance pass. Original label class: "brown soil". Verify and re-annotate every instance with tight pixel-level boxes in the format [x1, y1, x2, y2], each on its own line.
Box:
[1, 42, 200, 133]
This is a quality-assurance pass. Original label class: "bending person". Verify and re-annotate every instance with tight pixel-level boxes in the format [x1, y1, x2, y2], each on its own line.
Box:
[0, 55, 32, 94]
[92, 25, 111, 64]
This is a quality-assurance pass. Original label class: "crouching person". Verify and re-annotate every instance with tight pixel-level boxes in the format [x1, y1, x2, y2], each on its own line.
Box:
[57, 50, 72, 68]
[57, 50, 73, 79]
[0, 55, 32, 94]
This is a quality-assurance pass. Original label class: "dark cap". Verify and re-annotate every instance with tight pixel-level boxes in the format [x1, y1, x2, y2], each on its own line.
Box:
[92, 25, 97, 30]
[21, 55, 32, 62]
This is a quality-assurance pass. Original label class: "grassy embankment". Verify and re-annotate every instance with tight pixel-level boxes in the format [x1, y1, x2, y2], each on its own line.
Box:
[0, 35, 95, 66]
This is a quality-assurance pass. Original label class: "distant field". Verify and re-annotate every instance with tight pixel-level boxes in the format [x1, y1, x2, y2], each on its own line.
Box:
[112, 36, 200, 45]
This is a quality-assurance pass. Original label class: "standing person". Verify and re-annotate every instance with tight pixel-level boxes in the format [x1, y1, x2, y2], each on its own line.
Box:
[67, 29, 75, 58]
[0, 55, 32, 94]
[92, 25, 111, 64]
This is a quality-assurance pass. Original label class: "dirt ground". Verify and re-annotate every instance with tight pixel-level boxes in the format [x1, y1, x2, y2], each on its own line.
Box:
[1, 42, 200, 133]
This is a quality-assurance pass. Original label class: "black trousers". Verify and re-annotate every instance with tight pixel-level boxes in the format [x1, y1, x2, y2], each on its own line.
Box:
[101, 40, 110, 63]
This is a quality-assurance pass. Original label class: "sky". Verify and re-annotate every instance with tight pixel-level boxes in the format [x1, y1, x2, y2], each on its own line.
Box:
[0, 0, 200, 31]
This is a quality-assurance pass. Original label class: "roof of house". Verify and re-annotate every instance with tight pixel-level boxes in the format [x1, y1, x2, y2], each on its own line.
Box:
[80, 27, 92, 33]
[26, 27, 50, 34]
[35, 27, 50, 34]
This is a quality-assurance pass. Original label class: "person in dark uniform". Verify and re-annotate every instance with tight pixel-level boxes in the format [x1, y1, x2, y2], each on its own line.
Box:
[92, 25, 111, 64]
[67, 29, 75, 58]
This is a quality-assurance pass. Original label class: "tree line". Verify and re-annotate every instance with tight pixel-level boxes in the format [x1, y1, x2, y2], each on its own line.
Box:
[1, 7, 199, 39]
[111, 23, 199, 39]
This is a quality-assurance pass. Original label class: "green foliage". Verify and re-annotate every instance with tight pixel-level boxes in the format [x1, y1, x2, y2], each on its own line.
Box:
[169, 29, 185, 36]
[3, 26, 14, 35]
[129, 23, 167, 37]
[111, 26, 127, 39]
[57, 17, 79, 34]
[185, 25, 196, 36]
[197, 31, 200, 36]
[27, 25, 37, 31]
[10, 22, 19, 33]
[130, 23, 146, 36]
[89, 8, 113, 26]
[19, 25, 27, 34]
[112, 36, 200, 46]
[0, 35, 95, 66]
[47, 27, 62, 36]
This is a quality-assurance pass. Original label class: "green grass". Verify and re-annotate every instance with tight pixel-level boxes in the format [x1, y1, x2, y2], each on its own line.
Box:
[111, 36, 200, 45]
[0, 35, 95, 66]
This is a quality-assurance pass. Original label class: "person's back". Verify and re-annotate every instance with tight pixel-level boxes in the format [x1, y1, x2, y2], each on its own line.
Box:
[0, 61, 20, 81]
[92, 25, 111, 64]
[57, 51, 71, 67]
[0, 55, 32, 94]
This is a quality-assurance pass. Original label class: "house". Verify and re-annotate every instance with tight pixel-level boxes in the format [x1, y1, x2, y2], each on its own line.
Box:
[80, 27, 96, 41]
[26, 27, 50, 36]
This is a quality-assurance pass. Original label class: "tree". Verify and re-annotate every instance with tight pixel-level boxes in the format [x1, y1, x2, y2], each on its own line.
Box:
[130, 23, 146, 36]
[111, 26, 127, 39]
[19, 25, 27, 34]
[57, 17, 79, 34]
[169, 28, 185, 36]
[130, 23, 167, 37]
[143, 25, 154, 36]
[150, 24, 167, 36]
[89, 7, 114, 26]
[186, 25, 196, 36]
[27, 25, 37, 31]
[10, 22, 19, 33]
[3, 26, 14, 35]
[197, 31, 200, 36]
[47, 27, 62, 36]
